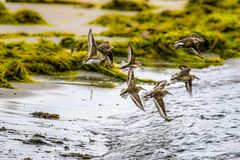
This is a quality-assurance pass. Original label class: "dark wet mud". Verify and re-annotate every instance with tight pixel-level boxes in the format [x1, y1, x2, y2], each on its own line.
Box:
[0, 60, 240, 159]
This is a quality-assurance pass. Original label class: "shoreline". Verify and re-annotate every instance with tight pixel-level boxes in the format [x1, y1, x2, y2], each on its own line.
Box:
[0, 81, 61, 99]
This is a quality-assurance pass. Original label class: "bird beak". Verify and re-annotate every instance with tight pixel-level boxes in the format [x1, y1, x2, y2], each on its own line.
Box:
[168, 92, 173, 95]
[141, 87, 147, 91]
[196, 76, 201, 80]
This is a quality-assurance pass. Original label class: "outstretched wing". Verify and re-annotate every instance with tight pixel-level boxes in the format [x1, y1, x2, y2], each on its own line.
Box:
[153, 96, 168, 120]
[154, 80, 167, 90]
[142, 91, 153, 101]
[130, 92, 145, 111]
[188, 33, 205, 42]
[88, 29, 97, 57]
[185, 80, 193, 97]
[120, 88, 129, 99]
[104, 51, 114, 68]
[188, 46, 204, 59]
[83, 58, 101, 64]
[127, 67, 135, 86]
[127, 42, 135, 63]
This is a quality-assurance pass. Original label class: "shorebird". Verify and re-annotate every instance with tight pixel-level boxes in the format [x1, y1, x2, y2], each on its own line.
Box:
[120, 67, 146, 111]
[170, 65, 200, 96]
[83, 29, 102, 64]
[173, 33, 207, 59]
[143, 80, 172, 120]
[97, 41, 114, 67]
[120, 42, 142, 69]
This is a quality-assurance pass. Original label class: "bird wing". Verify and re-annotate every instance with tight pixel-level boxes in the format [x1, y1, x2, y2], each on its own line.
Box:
[102, 51, 113, 68]
[185, 80, 193, 97]
[189, 46, 204, 59]
[170, 73, 179, 80]
[130, 92, 145, 111]
[173, 39, 186, 47]
[154, 80, 167, 90]
[97, 43, 104, 52]
[107, 51, 113, 62]
[188, 33, 205, 43]
[153, 96, 168, 120]
[120, 88, 129, 99]
[83, 58, 101, 64]
[127, 67, 136, 86]
[105, 56, 113, 68]
[88, 29, 97, 57]
[142, 91, 153, 101]
[127, 42, 135, 63]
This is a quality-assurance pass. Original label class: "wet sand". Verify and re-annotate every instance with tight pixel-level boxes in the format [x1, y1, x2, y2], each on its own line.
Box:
[0, 81, 61, 99]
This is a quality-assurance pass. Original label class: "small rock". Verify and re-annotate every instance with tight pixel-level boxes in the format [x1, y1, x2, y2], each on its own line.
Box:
[64, 146, 70, 151]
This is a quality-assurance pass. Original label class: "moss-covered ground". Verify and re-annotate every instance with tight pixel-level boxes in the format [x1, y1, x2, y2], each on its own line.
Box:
[101, 0, 155, 11]
[90, 0, 240, 66]
[1, 0, 239, 88]
[0, 32, 74, 39]
[0, 39, 155, 88]
[0, 2, 46, 24]
[5, 0, 94, 8]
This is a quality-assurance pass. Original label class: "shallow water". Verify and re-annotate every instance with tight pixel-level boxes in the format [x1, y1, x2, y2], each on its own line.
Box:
[1, 2, 135, 35]
[1, 0, 186, 35]
[0, 60, 240, 159]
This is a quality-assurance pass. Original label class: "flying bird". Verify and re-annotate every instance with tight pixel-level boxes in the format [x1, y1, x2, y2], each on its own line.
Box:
[143, 80, 172, 121]
[120, 67, 146, 111]
[83, 29, 102, 64]
[120, 42, 142, 69]
[97, 41, 114, 68]
[170, 65, 200, 96]
[173, 33, 207, 59]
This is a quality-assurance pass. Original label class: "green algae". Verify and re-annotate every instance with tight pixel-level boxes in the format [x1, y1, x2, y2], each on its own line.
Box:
[101, 0, 154, 11]
[0, 2, 47, 25]
[0, 60, 32, 88]
[0, 2, 7, 10]
[0, 10, 18, 24]
[0, 39, 156, 88]
[6, 0, 95, 8]
[0, 60, 32, 82]
[90, 0, 240, 65]
[0, 32, 74, 39]
[13, 9, 46, 24]
[60, 153, 94, 159]
[0, 76, 14, 89]
[59, 37, 77, 50]
[30, 111, 60, 120]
